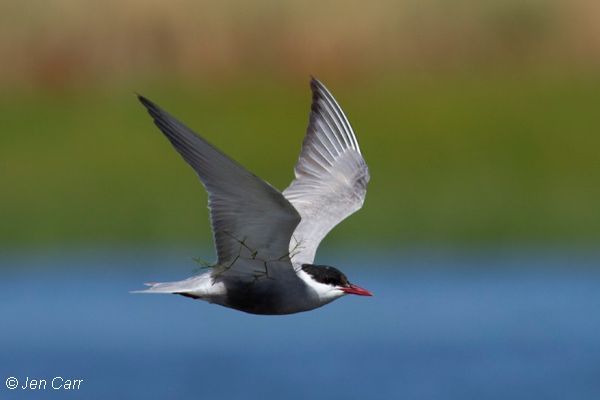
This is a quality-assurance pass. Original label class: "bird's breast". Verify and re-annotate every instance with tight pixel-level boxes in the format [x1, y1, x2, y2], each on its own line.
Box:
[220, 274, 321, 315]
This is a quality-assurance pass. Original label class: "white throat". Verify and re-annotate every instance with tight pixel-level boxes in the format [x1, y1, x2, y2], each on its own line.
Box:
[296, 269, 346, 304]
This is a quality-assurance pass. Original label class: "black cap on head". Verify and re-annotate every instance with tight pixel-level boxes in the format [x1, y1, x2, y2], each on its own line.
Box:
[301, 264, 349, 287]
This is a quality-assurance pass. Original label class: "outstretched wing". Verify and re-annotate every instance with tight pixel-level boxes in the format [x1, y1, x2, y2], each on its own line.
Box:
[283, 79, 369, 266]
[139, 96, 301, 272]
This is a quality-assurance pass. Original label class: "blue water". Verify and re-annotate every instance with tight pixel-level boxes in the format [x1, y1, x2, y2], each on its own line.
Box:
[1, 250, 599, 399]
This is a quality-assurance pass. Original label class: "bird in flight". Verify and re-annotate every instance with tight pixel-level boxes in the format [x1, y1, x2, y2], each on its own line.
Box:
[135, 78, 371, 314]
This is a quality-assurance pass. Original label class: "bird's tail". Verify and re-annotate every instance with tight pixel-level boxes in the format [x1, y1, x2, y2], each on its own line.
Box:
[131, 281, 189, 294]
[131, 275, 210, 296]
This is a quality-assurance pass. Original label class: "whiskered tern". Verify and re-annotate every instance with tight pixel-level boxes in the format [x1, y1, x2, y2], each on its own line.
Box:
[134, 78, 371, 315]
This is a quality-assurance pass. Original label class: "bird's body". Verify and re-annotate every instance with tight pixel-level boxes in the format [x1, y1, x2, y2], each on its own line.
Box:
[143, 265, 341, 315]
[135, 78, 371, 315]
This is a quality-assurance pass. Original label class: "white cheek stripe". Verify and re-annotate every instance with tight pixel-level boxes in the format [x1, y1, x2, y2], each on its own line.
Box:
[296, 269, 345, 301]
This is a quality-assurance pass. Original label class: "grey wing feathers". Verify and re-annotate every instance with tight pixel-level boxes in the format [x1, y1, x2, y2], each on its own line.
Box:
[283, 79, 369, 265]
[138, 96, 301, 268]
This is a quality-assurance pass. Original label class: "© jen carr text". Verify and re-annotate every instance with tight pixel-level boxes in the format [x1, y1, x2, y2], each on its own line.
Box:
[12, 376, 83, 390]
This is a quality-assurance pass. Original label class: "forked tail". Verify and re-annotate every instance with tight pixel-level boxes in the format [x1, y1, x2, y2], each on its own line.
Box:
[131, 281, 191, 294]
[130, 273, 218, 299]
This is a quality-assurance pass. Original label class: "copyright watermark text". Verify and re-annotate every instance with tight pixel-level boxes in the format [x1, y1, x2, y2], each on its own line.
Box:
[5, 376, 83, 391]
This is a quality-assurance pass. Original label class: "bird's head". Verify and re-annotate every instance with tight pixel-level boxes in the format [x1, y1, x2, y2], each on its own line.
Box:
[299, 264, 372, 301]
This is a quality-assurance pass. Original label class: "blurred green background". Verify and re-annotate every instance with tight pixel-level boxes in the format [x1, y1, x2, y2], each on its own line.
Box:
[1, 0, 599, 250]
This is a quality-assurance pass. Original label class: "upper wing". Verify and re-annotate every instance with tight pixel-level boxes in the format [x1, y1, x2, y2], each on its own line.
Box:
[283, 79, 369, 266]
[138, 96, 301, 273]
